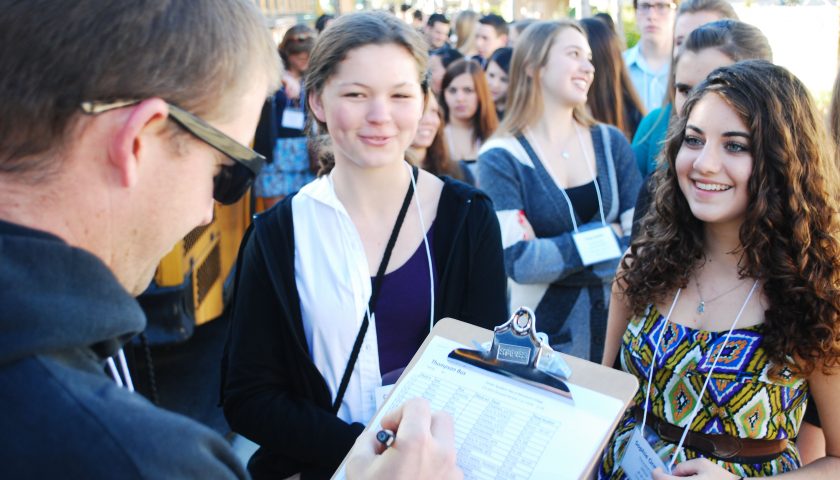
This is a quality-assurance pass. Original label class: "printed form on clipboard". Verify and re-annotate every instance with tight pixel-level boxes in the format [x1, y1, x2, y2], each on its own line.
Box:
[332, 309, 638, 480]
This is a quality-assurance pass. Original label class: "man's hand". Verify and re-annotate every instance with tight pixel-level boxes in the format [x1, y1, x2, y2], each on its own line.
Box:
[345, 398, 462, 480]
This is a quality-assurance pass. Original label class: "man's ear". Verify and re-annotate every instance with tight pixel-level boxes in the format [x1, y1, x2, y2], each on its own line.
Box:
[500, 34, 509, 47]
[308, 92, 326, 124]
[107, 98, 170, 188]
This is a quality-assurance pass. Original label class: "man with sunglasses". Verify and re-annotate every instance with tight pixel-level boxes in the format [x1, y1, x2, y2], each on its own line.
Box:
[0, 0, 276, 478]
[0, 1, 463, 479]
[624, 0, 678, 111]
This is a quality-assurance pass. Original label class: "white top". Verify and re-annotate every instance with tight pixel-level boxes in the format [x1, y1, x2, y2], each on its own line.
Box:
[292, 175, 381, 425]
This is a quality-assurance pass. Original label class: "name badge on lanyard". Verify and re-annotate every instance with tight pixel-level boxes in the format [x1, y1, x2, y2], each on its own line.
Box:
[620, 426, 670, 479]
[281, 108, 305, 130]
[524, 126, 622, 266]
[618, 281, 760, 478]
[572, 224, 621, 266]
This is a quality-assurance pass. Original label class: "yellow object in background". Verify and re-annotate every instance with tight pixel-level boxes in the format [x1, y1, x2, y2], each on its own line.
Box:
[153, 193, 251, 327]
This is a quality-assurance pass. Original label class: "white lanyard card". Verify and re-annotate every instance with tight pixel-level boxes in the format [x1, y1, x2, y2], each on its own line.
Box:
[525, 126, 622, 266]
[572, 225, 621, 266]
[620, 281, 759, 477]
[620, 426, 670, 479]
[281, 108, 305, 130]
[618, 290, 683, 479]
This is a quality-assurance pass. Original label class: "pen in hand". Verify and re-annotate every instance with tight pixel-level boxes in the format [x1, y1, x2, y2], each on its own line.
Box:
[376, 429, 396, 449]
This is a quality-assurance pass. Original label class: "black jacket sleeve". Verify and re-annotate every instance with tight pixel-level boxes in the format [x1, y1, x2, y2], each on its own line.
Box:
[222, 207, 363, 477]
[455, 193, 509, 328]
[252, 98, 276, 163]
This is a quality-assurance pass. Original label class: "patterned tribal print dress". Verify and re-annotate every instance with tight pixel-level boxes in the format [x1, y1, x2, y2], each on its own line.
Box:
[599, 305, 808, 478]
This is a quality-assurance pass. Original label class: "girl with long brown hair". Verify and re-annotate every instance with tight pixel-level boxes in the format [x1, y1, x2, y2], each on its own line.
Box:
[580, 17, 646, 140]
[223, 12, 506, 479]
[478, 20, 641, 363]
[408, 94, 462, 179]
[440, 58, 498, 184]
[485, 46, 512, 120]
[630, 20, 772, 238]
[600, 60, 840, 479]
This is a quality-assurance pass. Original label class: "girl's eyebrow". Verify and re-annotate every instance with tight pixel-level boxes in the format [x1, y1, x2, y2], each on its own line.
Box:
[722, 131, 750, 139]
[336, 81, 414, 89]
[564, 45, 590, 54]
[686, 124, 750, 139]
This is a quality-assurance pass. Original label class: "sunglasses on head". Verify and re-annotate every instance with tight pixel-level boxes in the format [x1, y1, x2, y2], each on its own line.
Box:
[80, 99, 265, 205]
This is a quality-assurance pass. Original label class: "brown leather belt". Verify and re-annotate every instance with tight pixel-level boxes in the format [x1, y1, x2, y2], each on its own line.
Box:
[632, 406, 788, 464]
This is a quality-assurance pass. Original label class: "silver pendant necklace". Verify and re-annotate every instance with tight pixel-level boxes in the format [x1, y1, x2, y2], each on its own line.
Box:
[560, 130, 575, 159]
[694, 275, 749, 314]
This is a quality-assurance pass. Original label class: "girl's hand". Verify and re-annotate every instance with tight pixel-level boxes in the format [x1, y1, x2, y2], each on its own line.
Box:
[652, 459, 740, 479]
[518, 211, 536, 241]
[610, 222, 623, 237]
[282, 72, 301, 100]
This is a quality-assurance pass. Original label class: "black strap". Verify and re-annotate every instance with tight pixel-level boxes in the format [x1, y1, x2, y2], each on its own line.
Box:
[219, 221, 256, 407]
[332, 166, 418, 413]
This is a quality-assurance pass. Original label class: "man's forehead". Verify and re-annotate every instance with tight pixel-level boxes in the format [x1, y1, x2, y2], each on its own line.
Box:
[479, 24, 498, 37]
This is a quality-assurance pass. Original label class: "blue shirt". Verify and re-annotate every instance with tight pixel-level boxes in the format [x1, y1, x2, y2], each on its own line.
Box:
[623, 44, 670, 113]
[632, 103, 673, 176]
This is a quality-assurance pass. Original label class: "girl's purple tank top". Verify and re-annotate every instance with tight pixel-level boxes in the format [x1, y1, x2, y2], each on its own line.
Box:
[374, 224, 437, 382]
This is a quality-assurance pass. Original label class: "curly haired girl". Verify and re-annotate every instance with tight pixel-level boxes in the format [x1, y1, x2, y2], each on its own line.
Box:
[600, 60, 840, 478]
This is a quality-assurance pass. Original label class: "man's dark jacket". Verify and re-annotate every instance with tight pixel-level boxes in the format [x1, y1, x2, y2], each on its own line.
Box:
[0, 220, 247, 479]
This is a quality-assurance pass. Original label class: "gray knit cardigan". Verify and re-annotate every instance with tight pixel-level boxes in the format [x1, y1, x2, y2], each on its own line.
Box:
[477, 124, 641, 361]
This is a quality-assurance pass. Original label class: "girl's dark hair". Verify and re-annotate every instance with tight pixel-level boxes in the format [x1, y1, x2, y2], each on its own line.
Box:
[641, 19, 773, 150]
[486, 47, 512, 73]
[580, 17, 645, 139]
[683, 19, 772, 64]
[278, 24, 315, 71]
[665, 19, 772, 107]
[315, 14, 335, 34]
[830, 68, 840, 151]
[593, 12, 616, 33]
[624, 60, 840, 375]
[678, 0, 738, 19]
[430, 46, 464, 69]
[440, 58, 498, 143]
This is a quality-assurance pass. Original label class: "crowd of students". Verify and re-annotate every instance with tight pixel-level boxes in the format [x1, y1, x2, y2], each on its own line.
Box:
[233, 3, 840, 479]
[4, 1, 840, 479]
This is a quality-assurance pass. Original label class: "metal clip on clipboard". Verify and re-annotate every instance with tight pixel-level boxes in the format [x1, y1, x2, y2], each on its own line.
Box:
[448, 307, 574, 400]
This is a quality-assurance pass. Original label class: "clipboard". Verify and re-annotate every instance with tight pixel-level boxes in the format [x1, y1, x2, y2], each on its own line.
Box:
[449, 307, 575, 400]
[332, 316, 638, 480]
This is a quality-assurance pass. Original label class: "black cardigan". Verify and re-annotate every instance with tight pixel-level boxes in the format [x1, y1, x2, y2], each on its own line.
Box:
[222, 177, 508, 479]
